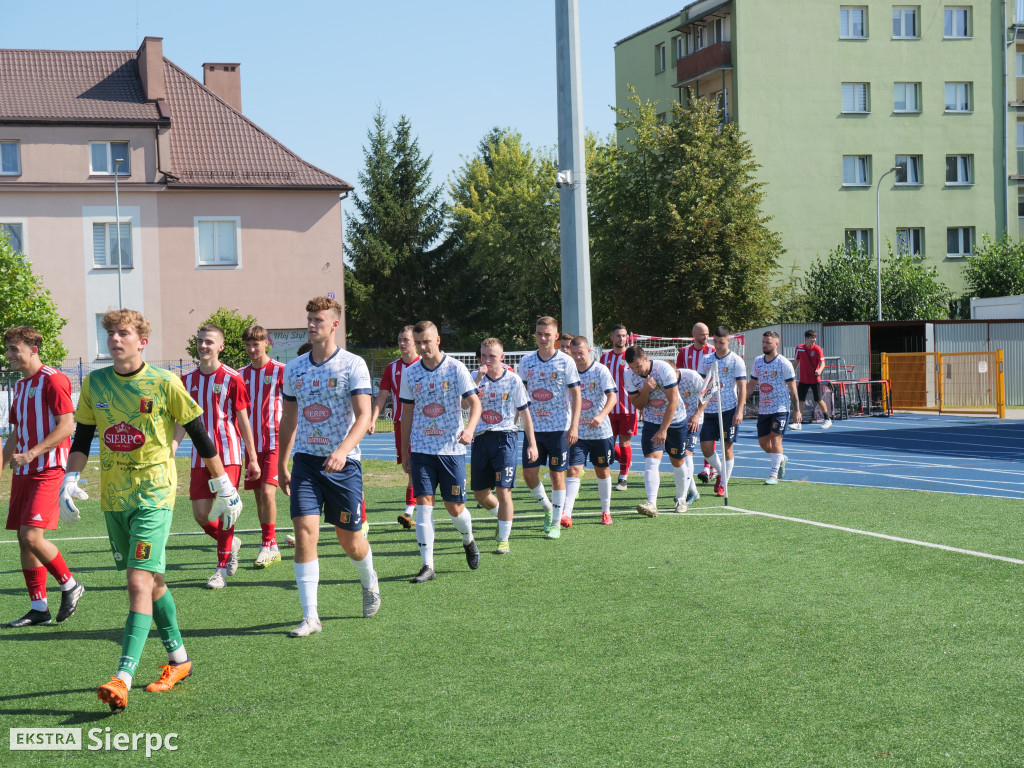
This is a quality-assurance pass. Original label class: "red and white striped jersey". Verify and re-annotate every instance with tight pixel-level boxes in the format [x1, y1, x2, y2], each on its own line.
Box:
[239, 359, 285, 452]
[599, 349, 637, 416]
[379, 356, 419, 422]
[181, 364, 250, 467]
[677, 343, 714, 371]
[9, 366, 74, 476]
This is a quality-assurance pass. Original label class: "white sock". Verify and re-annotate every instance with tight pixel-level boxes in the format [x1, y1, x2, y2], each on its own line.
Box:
[726, 458, 735, 482]
[498, 519, 513, 541]
[644, 457, 661, 504]
[563, 477, 581, 519]
[451, 509, 474, 544]
[416, 504, 435, 569]
[530, 483, 549, 506]
[706, 452, 723, 475]
[672, 464, 686, 500]
[597, 476, 612, 512]
[216, 567, 227, 577]
[351, 548, 378, 589]
[168, 645, 188, 664]
[115, 670, 133, 688]
[404, 504, 415, 516]
[294, 559, 320, 621]
[685, 455, 697, 493]
[770, 453, 784, 472]
[551, 488, 565, 519]
[59, 577, 77, 591]
[30, 598, 47, 611]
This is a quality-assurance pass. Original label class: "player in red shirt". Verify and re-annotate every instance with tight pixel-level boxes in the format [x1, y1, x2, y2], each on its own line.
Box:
[600, 324, 638, 491]
[239, 324, 286, 568]
[2, 326, 84, 627]
[174, 324, 260, 588]
[369, 326, 419, 528]
[676, 322, 717, 486]
[794, 329, 832, 429]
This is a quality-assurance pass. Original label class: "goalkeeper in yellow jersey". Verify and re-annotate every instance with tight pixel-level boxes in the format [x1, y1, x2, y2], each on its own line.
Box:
[59, 310, 241, 713]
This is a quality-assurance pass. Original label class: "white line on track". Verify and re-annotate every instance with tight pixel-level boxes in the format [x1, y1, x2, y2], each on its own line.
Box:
[726, 505, 1024, 564]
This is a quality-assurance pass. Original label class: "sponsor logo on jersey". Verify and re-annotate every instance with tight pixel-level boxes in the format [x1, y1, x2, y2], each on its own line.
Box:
[650, 398, 666, 408]
[760, 383, 773, 394]
[303, 403, 332, 423]
[581, 398, 594, 410]
[533, 388, 553, 402]
[139, 398, 153, 414]
[328, 377, 338, 389]
[307, 427, 330, 446]
[428, 382, 435, 389]
[489, 392, 496, 398]
[213, 384, 223, 394]
[96, 402, 110, 409]
[103, 421, 146, 452]
[536, 409, 552, 418]
[423, 428, 444, 437]
[422, 403, 445, 418]
[135, 542, 152, 561]
[312, 379, 321, 388]
[481, 410, 503, 425]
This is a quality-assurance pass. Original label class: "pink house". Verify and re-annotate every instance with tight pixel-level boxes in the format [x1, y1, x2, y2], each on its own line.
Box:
[0, 37, 352, 361]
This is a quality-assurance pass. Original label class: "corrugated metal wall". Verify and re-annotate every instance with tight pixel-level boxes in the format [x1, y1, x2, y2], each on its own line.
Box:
[822, 324, 872, 380]
[987, 324, 1024, 405]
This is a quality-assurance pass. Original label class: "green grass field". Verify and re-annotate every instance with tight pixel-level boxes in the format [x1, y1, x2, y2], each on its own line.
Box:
[1, 459, 1022, 766]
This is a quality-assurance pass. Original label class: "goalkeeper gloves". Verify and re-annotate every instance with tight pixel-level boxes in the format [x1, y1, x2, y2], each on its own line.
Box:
[59, 472, 89, 525]
[208, 473, 242, 528]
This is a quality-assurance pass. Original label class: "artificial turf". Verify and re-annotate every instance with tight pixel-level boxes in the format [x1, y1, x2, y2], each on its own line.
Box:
[1, 460, 1021, 766]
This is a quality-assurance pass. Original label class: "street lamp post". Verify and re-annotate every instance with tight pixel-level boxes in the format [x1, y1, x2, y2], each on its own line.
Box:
[874, 165, 900, 322]
[113, 157, 124, 309]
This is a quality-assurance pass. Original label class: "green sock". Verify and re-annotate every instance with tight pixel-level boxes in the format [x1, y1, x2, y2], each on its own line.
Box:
[152, 591, 183, 654]
[118, 611, 152, 677]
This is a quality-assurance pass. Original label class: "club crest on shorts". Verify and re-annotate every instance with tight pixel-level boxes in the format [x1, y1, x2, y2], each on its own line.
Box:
[451, 485, 461, 496]
[135, 542, 152, 561]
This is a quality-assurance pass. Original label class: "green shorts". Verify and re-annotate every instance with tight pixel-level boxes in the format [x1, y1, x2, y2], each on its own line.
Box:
[103, 505, 173, 573]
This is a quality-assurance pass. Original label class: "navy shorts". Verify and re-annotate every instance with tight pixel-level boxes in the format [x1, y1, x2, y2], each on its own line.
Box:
[569, 437, 615, 468]
[641, 421, 686, 458]
[524, 430, 569, 472]
[683, 430, 701, 455]
[700, 408, 738, 444]
[471, 430, 518, 492]
[289, 452, 363, 532]
[411, 453, 467, 503]
[757, 413, 790, 438]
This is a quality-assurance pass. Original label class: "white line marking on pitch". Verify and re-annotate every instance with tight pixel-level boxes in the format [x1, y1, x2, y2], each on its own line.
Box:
[726, 505, 1024, 565]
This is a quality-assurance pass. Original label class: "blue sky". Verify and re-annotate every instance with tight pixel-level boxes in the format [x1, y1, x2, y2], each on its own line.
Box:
[5, 0, 680, 195]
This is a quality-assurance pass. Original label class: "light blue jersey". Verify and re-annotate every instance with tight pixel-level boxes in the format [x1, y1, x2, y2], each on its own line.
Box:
[399, 354, 479, 455]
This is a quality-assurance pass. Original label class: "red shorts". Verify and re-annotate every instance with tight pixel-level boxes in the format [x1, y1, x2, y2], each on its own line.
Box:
[6, 468, 63, 530]
[609, 413, 639, 438]
[190, 464, 241, 501]
[244, 450, 280, 490]
[393, 421, 404, 464]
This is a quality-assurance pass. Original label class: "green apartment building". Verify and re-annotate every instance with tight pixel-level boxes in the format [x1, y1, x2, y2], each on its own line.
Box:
[615, 1, 1024, 291]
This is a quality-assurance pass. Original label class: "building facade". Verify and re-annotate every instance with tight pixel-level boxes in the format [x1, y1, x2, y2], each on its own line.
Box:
[0, 38, 352, 362]
[615, 1, 1024, 292]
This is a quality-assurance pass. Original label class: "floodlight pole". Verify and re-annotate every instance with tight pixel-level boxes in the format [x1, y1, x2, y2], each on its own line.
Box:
[555, 0, 593, 340]
[874, 166, 899, 322]
[113, 157, 124, 309]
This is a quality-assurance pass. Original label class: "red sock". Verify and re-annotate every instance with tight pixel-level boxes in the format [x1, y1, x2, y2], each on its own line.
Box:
[261, 523, 276, 548]
[23, 567, 47, 602]
[201, 520, 220, 540]
[620, 444, 633, 475]
[362, 497, 367, 517]
[216, 526, 235, 568]
[405, 485, 415, 506]
[43, 552, 72, 586]
[613, 443, 622, 464]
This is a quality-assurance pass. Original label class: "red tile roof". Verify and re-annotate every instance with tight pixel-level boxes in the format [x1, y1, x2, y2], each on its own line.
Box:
[0, 48, 352, 191]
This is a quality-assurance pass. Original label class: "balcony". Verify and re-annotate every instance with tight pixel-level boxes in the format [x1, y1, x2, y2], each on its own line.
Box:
[675, 41, 732, 86]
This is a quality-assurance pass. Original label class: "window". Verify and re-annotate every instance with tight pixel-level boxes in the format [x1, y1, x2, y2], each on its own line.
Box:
[892, 6, 919, 38]
[711, 17, 725, 43]
[893, 82, 921, 112]
[0, 222, 24, 252]
[95, 314, 111, 359]
[655, 43, 666, 73]
[895, 155, 922, 184]
[947, 227, 973, 257]
[944, 82, 972, 112]
[843, 155, 871, 186]
[656, 112, 668, 124]
[945, 154, 973, 184]
[842, 83, 870, 113]
[845, 229, 873, 255]
[195, 218, 240, 267]
[92, 222, 132, 267]
[896, 227, 924, 256]
[671, 35, 684, 63]
[944, 7, 970, 38]
[0, 141, 20, 175]
[841, 6, 868, 38]
[89, 141, 130, 175]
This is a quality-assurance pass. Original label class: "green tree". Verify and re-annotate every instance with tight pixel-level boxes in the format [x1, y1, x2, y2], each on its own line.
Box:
[802, 245, 952, 321]
[588, 89, 784, 335]
[961, 233, 1024, 299]
[345, 107, 449, 345]
[447, 129, 561, 346]
[0, 231, 68, 364]
[185, 307, 258, 369]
